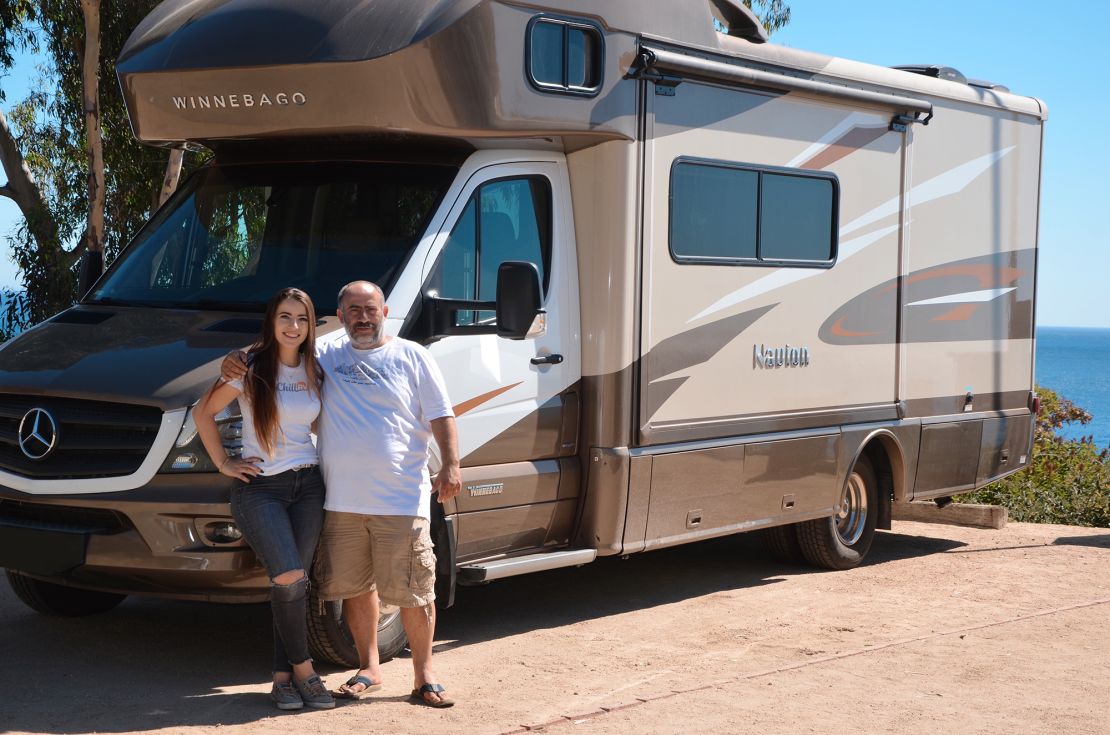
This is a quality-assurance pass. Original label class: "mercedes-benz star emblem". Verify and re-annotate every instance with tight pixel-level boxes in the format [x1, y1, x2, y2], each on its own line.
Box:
[18, 407, 59, 460]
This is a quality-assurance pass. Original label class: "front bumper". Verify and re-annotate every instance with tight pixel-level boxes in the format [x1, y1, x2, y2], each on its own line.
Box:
[0, 473, 268, 602]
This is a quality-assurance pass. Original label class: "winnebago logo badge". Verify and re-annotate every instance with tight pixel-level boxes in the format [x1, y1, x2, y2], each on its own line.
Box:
[171, 91, 307, 110]
[753, 343, 811, 369]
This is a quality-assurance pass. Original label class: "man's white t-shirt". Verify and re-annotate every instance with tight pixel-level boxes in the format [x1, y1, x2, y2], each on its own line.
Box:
[229, 361, 320, 475]
[316, 334, 454, 520]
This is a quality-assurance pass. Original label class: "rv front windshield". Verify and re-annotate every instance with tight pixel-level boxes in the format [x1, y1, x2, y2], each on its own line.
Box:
[87, 161, 457, 313]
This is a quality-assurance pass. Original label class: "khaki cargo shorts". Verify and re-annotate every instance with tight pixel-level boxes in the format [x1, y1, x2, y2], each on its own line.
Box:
[316, 512, 436, 608]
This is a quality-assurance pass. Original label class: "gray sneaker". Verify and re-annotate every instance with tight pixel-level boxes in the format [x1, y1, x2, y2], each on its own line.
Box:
[294, 675, 336, 709]
[271, 681, 303, 711]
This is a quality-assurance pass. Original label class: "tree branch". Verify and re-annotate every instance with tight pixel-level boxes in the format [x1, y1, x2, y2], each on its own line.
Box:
[81, 0, 105, 256]
[0, 106, 62, 253]
[0, 183, 13, 200]
[60, 235, 87, 271]
[157, 146, 185, 209]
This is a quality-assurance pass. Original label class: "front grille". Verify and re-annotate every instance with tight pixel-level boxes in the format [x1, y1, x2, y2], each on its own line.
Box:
[0, 395, 163, 479]
[0, 499, 129, 533]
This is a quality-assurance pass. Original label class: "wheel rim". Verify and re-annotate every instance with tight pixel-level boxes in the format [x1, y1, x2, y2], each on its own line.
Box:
[835, 471, 868, 546]
[378, 604, 400, 633]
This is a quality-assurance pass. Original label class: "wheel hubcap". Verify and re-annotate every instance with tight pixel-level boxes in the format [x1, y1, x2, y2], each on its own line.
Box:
[379, 604, 400, 632]
[835, 472, 868, 546]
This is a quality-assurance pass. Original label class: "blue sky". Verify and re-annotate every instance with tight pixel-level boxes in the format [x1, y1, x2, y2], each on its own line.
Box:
[1, 2, 1108, 326]
[772, 1, 1110, 328]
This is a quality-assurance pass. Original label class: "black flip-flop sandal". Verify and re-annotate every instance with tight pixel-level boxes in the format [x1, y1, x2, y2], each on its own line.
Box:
[336, 674, 382, 700]
[411, 683, 455, 708]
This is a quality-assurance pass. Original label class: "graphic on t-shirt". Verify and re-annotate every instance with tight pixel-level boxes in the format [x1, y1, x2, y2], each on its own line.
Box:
[333, 362, 386, 386]
[278, 380, 309, 393]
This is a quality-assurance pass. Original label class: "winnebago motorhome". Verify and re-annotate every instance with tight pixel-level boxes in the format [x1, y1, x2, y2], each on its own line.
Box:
[0, 0, 1044, 665]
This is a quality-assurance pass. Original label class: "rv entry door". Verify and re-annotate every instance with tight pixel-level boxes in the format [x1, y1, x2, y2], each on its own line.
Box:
[414, 158, 582, 563]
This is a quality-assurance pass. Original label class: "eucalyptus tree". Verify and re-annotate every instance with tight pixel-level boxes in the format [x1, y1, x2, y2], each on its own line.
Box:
[0, 0, 197, 336]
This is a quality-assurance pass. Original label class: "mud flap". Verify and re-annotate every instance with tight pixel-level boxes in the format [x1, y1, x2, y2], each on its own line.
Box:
[430, 499, 456, 609]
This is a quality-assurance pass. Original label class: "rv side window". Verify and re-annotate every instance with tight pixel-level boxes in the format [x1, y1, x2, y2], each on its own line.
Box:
[760, 173, 836, 262]
[670, 160, 838, 267]
[671, 164, 758, 260]
[526, 16, 603, 96]
[427, 176, 552, 325]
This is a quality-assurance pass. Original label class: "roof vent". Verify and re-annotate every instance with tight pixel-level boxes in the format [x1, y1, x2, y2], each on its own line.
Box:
[893, 64, 968, 85]
[967, 78, 1010, 93]
[708, 0, 768, 43]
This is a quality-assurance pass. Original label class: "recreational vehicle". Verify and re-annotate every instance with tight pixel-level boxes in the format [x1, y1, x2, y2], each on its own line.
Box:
[0, 0, 1044, 665]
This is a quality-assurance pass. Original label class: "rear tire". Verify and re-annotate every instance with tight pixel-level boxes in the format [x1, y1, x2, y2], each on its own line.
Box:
[797, 455, 879, 570]
[306, 583, 407, 667]
[5, 571, 126, 616]
[763, 523, 806, 565]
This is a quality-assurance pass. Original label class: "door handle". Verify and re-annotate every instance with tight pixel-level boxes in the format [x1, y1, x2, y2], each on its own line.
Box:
[530, 354, 563, 366]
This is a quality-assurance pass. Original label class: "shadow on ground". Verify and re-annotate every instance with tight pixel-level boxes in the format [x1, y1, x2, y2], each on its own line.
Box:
[1052, 533, 1110, 549]
[0, 528, 962, 733]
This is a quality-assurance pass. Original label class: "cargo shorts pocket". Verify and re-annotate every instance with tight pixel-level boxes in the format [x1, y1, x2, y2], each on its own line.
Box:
[409, 532, 436, 598]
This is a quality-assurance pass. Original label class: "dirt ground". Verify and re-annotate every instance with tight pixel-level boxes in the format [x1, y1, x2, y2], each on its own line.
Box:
[2, 519, 1109, 735]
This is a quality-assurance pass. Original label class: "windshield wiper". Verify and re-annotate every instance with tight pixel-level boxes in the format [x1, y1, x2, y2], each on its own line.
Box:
[185, 299, 267, 312]
[83, 296, 171, 308]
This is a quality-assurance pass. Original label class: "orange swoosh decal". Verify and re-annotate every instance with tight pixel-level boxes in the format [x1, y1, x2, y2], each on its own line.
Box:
[881, 265, 1024, 295]
[453, 382, 523, 417]
[831, 317, 878, 337]
[932, 303, 980, 322]
[905, 264, 1023, 289]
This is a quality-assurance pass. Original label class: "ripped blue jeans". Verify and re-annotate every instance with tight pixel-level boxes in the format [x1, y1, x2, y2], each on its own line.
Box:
[231, 465, 325, 673]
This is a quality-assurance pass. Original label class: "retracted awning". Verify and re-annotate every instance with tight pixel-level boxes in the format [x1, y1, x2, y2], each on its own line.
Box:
[634, 45, 933, 127]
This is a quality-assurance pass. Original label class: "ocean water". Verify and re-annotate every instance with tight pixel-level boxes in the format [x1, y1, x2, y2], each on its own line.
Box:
[1036, 327, 1110, 449]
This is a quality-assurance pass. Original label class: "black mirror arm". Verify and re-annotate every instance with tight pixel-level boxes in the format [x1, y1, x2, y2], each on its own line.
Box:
[425, 296, 498, 338]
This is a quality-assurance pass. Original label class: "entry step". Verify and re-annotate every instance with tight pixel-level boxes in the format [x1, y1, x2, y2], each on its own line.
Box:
[458, 548, 597, 584]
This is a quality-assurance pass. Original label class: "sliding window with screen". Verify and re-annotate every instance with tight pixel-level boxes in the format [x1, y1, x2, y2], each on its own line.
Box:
[669, 158, 839, 268]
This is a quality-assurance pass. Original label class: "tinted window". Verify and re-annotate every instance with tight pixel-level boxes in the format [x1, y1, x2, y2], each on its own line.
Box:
[567, 27, 601, 88]
[530, 21, 564, 86]
[527, 17, 603, 95]
[429, 177, 551, 325]
[760, 174, 835, 261]
[427, 199, 478, 324]
[670, 160, 837, 266]
[91, 163, 455, 312]
[671, 163, 757, 260]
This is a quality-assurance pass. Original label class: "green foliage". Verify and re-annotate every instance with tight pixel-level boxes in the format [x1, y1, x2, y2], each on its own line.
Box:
[0, 0, 37, 94]
[744, 0, 792, 36]
[961, 387, 1110, 527]
[1, 1, 203, 336]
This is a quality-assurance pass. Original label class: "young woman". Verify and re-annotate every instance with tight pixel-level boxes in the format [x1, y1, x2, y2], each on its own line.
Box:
[196, 287, 334, 711]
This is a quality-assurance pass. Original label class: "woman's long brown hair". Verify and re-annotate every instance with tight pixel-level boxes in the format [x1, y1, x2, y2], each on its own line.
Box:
[244, 287, 323, 458]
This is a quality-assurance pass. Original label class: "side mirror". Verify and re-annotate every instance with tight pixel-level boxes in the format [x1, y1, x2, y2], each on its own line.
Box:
[78, 249, 104, 299]
[496, 261, 543, 340]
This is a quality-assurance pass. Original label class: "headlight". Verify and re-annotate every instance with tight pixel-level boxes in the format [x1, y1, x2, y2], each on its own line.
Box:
[160, 400, 243, 473]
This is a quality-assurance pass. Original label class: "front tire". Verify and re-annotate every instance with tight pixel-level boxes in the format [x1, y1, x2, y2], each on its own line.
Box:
[796, 455, 879, 570]
[5, 571, 126, 616]
[306, 584, 407, 667]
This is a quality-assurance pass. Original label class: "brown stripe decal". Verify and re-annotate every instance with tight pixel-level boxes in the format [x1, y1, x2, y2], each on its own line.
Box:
[819, 250, 1035, 345]
[453, 382, 523, 417]
[801, 125, 891, 170]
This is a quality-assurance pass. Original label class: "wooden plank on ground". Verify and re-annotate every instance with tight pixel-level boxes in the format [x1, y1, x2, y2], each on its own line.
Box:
[892, 501, 1007, 529]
